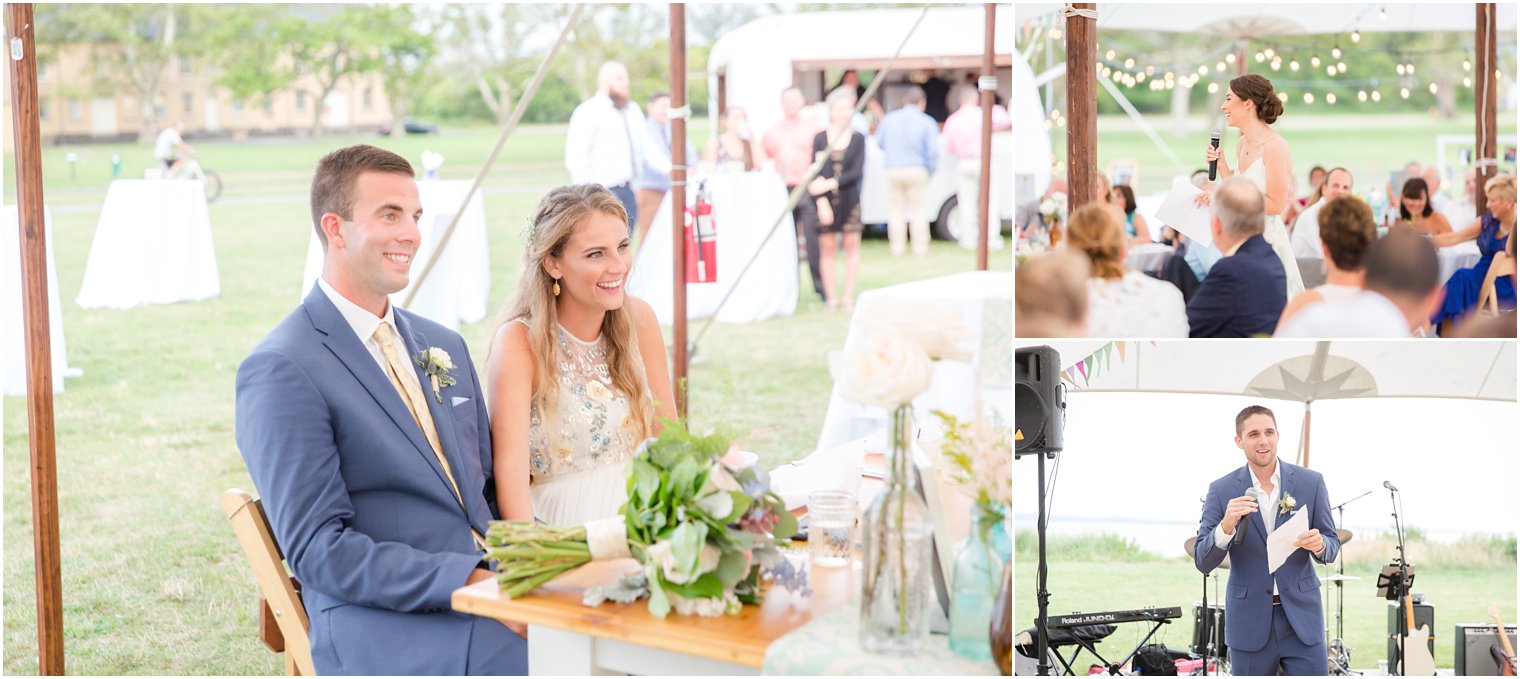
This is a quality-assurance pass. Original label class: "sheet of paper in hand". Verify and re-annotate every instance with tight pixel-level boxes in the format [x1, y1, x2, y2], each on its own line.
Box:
[1155, 177, 1215, 248]
[1266, 507, 1310, 574]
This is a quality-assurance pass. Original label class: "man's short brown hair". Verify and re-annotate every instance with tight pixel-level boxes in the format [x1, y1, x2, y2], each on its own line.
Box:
[1318, 196, 1377, 271]
[1235, 405, 1277, 436]
[310, 144, 415, 247]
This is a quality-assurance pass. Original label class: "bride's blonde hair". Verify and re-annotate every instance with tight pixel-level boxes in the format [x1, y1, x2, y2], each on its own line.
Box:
[498, 184, 655, 444]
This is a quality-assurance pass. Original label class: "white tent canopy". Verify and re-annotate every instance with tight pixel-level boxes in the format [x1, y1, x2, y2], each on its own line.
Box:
[1016, 3, 1517, 37]
[1017, 340, 1517, 404]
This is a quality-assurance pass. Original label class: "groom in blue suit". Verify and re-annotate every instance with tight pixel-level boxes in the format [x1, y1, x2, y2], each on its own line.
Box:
[1195, 405, 1339, 676]
[236, 145, 526, 674]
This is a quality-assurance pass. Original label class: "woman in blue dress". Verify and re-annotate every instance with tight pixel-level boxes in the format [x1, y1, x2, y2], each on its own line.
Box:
[1431, 173, 1515, 330]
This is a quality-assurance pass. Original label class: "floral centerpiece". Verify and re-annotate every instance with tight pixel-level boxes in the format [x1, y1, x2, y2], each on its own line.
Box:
[830, 299, 973, 653]
[485, 422, 806, 618]
[934, 407, 1013, 659]
[1030, 191, 1068, 249]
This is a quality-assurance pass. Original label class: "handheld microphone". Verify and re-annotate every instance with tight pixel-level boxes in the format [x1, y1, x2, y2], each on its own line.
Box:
[1208, 128, 1221, 181]
[1234, 487, 1266, 545]
[1383, 481, 1399, 492]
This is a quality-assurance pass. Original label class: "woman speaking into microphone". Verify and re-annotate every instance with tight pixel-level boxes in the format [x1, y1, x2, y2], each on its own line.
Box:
[1195, 74, 1305, 299]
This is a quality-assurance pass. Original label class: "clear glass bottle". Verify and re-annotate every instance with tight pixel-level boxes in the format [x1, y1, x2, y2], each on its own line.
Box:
[859, 404, 932, 654]
[950, 503, 1001, 659]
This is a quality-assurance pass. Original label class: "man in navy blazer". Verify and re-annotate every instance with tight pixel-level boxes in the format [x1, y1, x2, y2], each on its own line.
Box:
[236, 145, 526, 674]
[1195, 405, 1340, 676]
[1187, 179, 1287, 337]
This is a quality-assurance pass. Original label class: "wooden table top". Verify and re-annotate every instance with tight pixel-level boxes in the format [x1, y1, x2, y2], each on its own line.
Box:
[451, 446, 973, 669]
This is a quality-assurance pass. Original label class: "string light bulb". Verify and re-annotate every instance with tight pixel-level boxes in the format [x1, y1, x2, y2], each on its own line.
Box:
[1464, 59, 1472, 72]
[1125, 57, 1135, 69]
[1271, 59, 1281, 71]
[1277, 92, 1288, 102]
[1429, 83, 1438, 95]
[1400, 87, 1410, 99]
[1255, 52, 1265, 63]
[1199, 65, 1209, 76]
[1052, 28, 1063, 41]
[1327, 65, 1337, 77]
[1106, 49, 1116, 61]
[1358, 90, 1368, 102]
[1463, 76, 1473, 88]
[1326, 92, 1337, 105]
[1304, 92, 1314, 104]
[1290, 60, 1300, 72]
[1372, 90, 1382, 102]
[1226, 53, 1236, 64]
[1311, 55, 1322, 68]
[1396, 64, 1406, 76]
[1351, 30, 1361, 44]
[1208, 82, 1220, 94]
[1337, 62, 1347, 74]
[1406, 63, 1414, 75]
[1331, 46, 1342, 59]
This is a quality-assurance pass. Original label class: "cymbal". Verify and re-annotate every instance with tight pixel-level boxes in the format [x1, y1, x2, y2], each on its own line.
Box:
[1337, 529, 1354, 545]
[1325, 574, 1362, 583]
[1183, 537, 1231, 570]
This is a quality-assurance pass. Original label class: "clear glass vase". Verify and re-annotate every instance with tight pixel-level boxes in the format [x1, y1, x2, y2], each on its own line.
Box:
[949, 503, 1003, 659]
[859, 404, 932, 654]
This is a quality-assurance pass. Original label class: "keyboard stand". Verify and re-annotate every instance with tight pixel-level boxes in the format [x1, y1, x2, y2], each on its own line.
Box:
[1050, 618, 1175, 675]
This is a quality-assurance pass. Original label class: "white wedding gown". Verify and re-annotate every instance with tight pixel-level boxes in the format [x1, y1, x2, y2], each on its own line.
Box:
[1240, 159, 1306, 299]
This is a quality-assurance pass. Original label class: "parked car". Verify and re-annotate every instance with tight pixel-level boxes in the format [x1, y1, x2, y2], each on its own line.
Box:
[379, 117, 439, 135]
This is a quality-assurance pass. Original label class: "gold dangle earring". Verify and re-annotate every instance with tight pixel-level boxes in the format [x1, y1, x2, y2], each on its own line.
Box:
[552, 279, 561, 297]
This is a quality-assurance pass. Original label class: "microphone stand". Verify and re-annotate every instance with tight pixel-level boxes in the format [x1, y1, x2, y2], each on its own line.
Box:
[1390, 486, 1410, 676]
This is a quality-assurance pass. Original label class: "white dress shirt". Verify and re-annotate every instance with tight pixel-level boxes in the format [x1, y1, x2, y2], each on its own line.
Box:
[1291, 200, 1326, 260]
[319, 278, 404, 374]
[1274, 290, 1413, 338]
[1214, 459, 1282, 594]
[564, 93, 661, 188]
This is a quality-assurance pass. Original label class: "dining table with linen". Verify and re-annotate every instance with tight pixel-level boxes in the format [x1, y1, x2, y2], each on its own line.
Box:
[76, 179, 220, 309]
[301, 179, 490, 332]
[626, 171, 798, 325]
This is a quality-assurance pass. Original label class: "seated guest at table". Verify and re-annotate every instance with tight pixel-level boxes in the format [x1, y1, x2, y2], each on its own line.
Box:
[1431, 173, 1518, 331]
[811, 89, 868, 312]
[1277, 229, 1441, 337]
[1299, 165, 1327, 210]
[1395, 178, 1452, 236]
[1108, 184, 1152, 245]
[1066, 204, 1187, 337]
[1092, 172, 1128, 229]
[1440, 168, 1480, 229]
[1186, 179, 1287, 338]
[1453, 233, 1518, 338]
[489, 184, 678, 528]
[235, 145, 526, 674]
[1279, 195, 1376, 328]
[704, 106, 766, 173]
[1291, 167, 1352, 259]
[1422, 166, 1448, 212]
[1015, 251, 1089, 338]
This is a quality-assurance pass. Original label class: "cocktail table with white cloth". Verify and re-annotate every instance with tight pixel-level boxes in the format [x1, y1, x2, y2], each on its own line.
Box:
[1438, 240, 1482, 286]
[815, 271, 1012, 453]
[76, 180, 219, 309]
[301, 179, 490, 332]
[627, 172, 798, 325]
[3, 205, 72, 396]
[1125, 242, 1171, 274]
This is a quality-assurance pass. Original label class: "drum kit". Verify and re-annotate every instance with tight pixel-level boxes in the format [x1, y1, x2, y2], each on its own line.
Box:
[1181, 528, 1359, 676]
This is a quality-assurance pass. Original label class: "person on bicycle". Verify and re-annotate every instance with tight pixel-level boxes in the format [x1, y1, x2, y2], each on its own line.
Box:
[154, 121, 195, 177]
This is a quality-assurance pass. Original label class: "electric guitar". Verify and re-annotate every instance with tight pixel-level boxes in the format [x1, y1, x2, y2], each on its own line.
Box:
[1397, 594, 1436, 676]
[1489, 603, 1517, 676]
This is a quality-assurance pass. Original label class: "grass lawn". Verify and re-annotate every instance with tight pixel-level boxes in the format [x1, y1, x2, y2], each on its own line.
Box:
[1045, 112, 1519, 198]
[1015, 548, 1517, 673]
[3, 123, 1010, 674]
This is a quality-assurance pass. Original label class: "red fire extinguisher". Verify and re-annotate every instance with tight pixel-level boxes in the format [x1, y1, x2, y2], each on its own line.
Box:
[684, 180, 718, 283]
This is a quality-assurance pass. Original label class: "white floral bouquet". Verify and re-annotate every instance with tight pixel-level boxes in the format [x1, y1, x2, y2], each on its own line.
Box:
[830, 298, 975, 409]
[486, 422, 806, 618]
[933, 408, 1013, 511]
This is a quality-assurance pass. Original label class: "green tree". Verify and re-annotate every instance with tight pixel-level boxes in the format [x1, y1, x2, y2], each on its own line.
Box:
[36, 3, 215, 142]
[375, 5, 437, 137]
[439, 4, 556, 125]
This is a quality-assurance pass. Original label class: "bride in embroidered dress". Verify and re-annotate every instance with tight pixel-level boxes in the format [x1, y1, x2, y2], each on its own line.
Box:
[488, 184, 677, 526]
[1196, 73, 1305, 299]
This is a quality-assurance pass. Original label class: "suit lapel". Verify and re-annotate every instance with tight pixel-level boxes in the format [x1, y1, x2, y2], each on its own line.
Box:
[1239, 465, 1269, 544]
[396, 310, 483, 526]
[1280, 462, 1300, 525]
[304, 286, 458, 504]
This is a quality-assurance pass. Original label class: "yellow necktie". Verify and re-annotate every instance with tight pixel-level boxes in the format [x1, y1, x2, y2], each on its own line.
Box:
[373, 323, 486, 552]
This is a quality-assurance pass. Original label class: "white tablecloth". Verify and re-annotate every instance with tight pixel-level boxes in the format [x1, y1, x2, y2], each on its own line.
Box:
[1125, 242, 1171, 274]
[3, 206, 70, 396]
[301, 180, 490, 332]
[626, 172, 798, 325]
[815, 271, 1013, 453]
[77, 180, 219, 308]
[1438, 240, 1482, 286]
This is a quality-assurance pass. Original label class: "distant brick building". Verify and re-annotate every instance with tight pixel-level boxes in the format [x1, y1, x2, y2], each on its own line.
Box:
[3, 45, 393, 151]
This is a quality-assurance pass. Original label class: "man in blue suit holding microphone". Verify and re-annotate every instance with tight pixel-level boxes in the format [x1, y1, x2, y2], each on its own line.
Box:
[1195, 405, 1339, 676]
[236, 145, 526, 674]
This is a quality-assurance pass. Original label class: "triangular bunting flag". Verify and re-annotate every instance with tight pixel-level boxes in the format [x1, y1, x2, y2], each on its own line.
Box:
[1116, 341, 1127, 363]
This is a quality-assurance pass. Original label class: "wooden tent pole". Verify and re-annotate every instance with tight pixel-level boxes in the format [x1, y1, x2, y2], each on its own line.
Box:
[670, 2, 689, 419]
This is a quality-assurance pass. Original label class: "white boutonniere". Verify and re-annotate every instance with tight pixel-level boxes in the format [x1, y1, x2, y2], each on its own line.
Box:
[416, 347, 457, 403]
[1278, 492, 1298, 516]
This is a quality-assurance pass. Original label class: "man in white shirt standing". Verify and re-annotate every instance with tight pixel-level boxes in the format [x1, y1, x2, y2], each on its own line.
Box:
[153, 121, 193, 177]
[1194, 405, 1339, 676]
[565, 61, 650, 235]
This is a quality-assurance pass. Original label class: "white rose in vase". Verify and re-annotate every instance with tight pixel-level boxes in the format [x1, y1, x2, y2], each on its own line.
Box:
[829, 333, 934, 409]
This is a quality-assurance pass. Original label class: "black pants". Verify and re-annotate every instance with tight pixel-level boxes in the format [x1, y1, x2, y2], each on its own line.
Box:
[609, 183, 637, 237]
[789, 185, 825, 299]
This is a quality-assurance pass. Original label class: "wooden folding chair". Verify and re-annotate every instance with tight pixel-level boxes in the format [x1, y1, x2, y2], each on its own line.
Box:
[222, 489, 315, 676]
[1477, 251, 1515, 316]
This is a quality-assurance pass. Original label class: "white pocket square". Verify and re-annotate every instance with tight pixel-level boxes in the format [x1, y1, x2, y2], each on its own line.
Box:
[452, 396, 471, 407]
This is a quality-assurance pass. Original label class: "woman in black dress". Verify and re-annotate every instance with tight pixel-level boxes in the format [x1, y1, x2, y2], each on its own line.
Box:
[810, 89, 867, 312]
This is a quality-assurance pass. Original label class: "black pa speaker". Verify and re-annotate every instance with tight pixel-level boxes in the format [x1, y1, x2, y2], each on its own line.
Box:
[1015, 346, 1065, 456]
